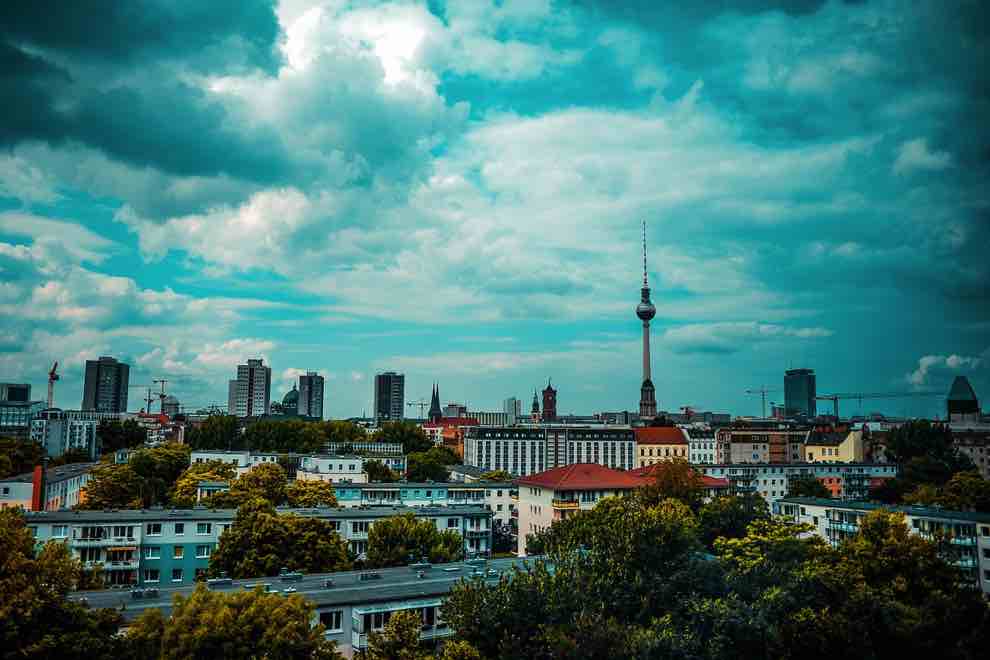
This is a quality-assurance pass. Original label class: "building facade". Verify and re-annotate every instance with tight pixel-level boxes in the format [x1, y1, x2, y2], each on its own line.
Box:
[686, 426, 717, 464]
[784, 368, 816, 418]
[634, 426, 688, 467]
[333, 481, 517, 527]
[804, 429, 865, 463]
[697, 463, 898, 503]
[298, 372, 325, 419]
[374, 372, 405, 422]
[463, 425, 636, 477]
[715, 424, 810, 464]
[775, 497, 990, 596]
[30, 408, 121, 458]
[953, 430, 990, 480]
[516, 464, 643, 555]
[0, 399, 45, 439]
[541, 381, 557, 423]
[25, 505, 492, 588]
[503, 397, 522, 425]
[0, 462, 97, 511]
[82, 356, 130, 413]
[228, 359, 272, 418]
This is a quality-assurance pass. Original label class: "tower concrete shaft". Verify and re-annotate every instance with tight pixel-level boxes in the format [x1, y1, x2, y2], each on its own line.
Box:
[636, 220, 657, 419]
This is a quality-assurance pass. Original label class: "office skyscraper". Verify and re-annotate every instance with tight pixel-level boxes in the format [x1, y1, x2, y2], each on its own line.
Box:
[503, 397, 522, 425]
[374, 372, 405, 422]
[228, 358, 272, 418]
[82, 356, 129, 413]
[298, 372, 325, 419]
[784, 368, 816, 418]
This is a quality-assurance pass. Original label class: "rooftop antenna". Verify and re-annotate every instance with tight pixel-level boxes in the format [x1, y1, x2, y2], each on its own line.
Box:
[642, 219, 648, 287]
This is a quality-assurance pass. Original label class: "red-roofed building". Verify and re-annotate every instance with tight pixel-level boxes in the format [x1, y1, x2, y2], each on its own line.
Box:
[634, 426, 688, 467]
[516, 464, 643, 555]
[422, 417, 479, 459]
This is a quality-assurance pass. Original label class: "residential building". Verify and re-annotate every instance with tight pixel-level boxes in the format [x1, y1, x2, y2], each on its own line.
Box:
[296, 455, 368, 483]
[0, 462, 98, 511]
[30, 408, 121, 458]
[333, 481, 517, 527]
[82, 356, 130, 413]
[422, 417, 479, 458]
[953, 430, 990, 480]
[71, 556, 533, 658]
[469, 410, 509, 426]
[0, 399, 45, 439]
[324, 442, 406, 474]
[228, 359, 272, 418]
[298, 372, 325, 419]
[715, 423, 810, 464]
[374, 372, 405, 422]
[784, 368, 816, 418]
[190, 450, 407, 480]
[685, 426, 717, 464]
[804, 429, 865, 463]
[448, 464, 487, 483]
[517, 464, 643, 555]
[503, 397, 522, 425]
[634, 426, 688, 467]
[697, 463, 898, 503]
[775, 497, 990, 596]
[26, 504, 492, 588]
[628, 463, 730, 501]
[463, 425, 636, 477]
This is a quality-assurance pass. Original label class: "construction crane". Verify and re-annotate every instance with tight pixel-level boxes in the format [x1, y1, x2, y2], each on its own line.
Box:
[47, 361, 59, 408]
[744, 386, 780, 419]
[407, 399, 429, 419]
[815, 391, 943, 419]
[153, 378, 169, 414]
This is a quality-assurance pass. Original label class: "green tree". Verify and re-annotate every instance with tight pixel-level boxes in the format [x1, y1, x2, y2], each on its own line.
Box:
[1, 508, 125, 659]
[406, 447, 458, 482]
[938, 470, 990, 512]
[375, 421, 432, 454]
[125, 582, 343, 659]
[285, 479, 338, 507]
[697, 494, 769, 550]
[78, 463, 144, 509]
[169, 460, 237, 508]
[786, 477, 831, 499]
[437, 640, 482, 660]
[636, 458, 705, 510]
[185, 415, 240, 451]
[96, 419, 146, 454]
[366, 512, 463, 567]
[209, 499, 352, 578]
[0, 437, 45, 478]
[363, 609, 430, 660]
[323, 420, 366, 446]
[227, 462, 288, 505]
[364, 459, 399, 482]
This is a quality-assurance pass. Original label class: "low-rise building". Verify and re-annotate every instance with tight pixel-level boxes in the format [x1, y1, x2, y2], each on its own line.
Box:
[953, 430, 990, 480]
[634, 426, 688, 466]
[804, 429, 865, 463]
[715, 423, 809, 464]
[516, 463, 643, 555]
[25, 504, 493, 587]
[697, 463, 898, 503]
[333, 481, 517, 527]
[297, 455, 368, 484]
[70, 556, 535, 658]
[0, 462, 98, 511]
[464, 425, 636, 477]
[775, 497, 990, 596]
[685, 426, 717, 464]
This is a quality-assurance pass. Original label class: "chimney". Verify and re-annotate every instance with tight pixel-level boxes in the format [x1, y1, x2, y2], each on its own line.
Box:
[32, 457, 49, 512]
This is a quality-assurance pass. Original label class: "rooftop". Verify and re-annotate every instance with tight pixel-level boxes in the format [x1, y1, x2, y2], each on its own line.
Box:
[627, 464, 730, 488]
[805, 431, 849, 446]
[70, 556, 541, 623]
[517, 463, 643, 491]
[948, 376, 978, 402]
[634, 426, 687, 445]
[778, 497, 990, 524]
[0, 461, 100, 485]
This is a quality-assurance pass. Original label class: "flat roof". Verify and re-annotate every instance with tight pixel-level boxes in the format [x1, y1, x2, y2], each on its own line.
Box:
[340, 481, 515, 490]
[25, 503, 492, 523]
[778, 497, 990, 523]
[70, 556, 541, 622]
[0, 462, 100, 485]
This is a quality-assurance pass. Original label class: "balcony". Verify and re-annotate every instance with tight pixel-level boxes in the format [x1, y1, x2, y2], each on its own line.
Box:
[948, 536, 977, 546]
[953, 557, 978, 569]
[106, 559, 140, 570]
[829, 522, 858, 533]
[551, 499, 579, 510]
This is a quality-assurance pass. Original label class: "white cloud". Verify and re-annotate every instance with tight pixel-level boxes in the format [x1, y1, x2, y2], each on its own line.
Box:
[893, 138, 952, 175]
[664, 322, 833, 355]
[906, 352, 984, 387]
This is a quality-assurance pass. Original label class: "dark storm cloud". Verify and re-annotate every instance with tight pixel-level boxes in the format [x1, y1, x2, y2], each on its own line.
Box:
[0, 42, 70, 145]
[0, 0, 282, 73]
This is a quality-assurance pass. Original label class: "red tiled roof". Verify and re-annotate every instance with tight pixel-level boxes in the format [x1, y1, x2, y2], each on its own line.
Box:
[516, 463, 643, 490]
[627, 464, 729, 488]
[422, 417, 479, 428]
[634, 426, 687, 445]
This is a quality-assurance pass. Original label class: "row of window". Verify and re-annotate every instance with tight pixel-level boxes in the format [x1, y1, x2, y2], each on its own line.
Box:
[143, 545, 213, 559]
[145, 522, 215, 536]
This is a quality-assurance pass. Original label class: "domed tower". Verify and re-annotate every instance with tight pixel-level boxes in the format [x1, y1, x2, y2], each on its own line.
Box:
[282, 385, 300, 416]
[637, 221, 657, 419]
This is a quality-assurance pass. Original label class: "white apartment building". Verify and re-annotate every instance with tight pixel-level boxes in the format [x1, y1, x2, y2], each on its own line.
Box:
[297, 455, 368, 483]
[776, 497, 990, 596]
[0, 462, 98, 511]
[697, 463, 899, 503]
[685, 426, 717, 464]
[30, 408, 122, 458]
[228, 359, 272, 418]
[515, 463, 643, 555]
[464, 425, 636, 477]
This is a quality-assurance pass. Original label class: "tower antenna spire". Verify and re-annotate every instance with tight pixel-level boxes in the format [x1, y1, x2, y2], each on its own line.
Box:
[642, 219, 648, 287]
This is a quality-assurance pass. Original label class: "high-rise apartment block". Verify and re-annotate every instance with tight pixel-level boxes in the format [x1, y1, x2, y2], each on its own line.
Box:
[82, 356, 129, 413]
[374, 372, 405, 422]
[228, 359, 271, 418]
[298, 372, 325, 419]
[503, 397, 521, 425]
[784, 368, 816, 418]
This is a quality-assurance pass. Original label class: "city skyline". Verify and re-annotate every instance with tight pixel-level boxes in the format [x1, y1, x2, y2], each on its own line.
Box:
[0, 1, 986, 419]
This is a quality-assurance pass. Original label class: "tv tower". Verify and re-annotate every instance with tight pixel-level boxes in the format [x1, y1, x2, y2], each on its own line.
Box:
[636, 220, 657, 419]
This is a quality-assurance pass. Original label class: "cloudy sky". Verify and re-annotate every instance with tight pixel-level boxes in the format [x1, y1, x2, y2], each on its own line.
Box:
[1, 0, 987, 418]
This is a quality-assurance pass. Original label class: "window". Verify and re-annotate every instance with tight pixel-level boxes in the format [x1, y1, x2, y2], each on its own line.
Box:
[319, 610, 343, 632]
[196, 545, 211, 558]
[144, 547, 160, 559]
[173, 546, 184, 559]
[352, 521, 370, 534]
[197, 523, 212, 535]
[146, 523, 162, 536]
[171, 568, 183, 582]
[52, 525, 68, 538]
[981, 526, 990, 537]
[1, 487, 7, 495]
[144, 569, 160, 583]
[174, 523, 184, 535]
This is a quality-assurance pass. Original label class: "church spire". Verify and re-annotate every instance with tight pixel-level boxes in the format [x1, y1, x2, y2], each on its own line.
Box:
[428, 382, 442, 423]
